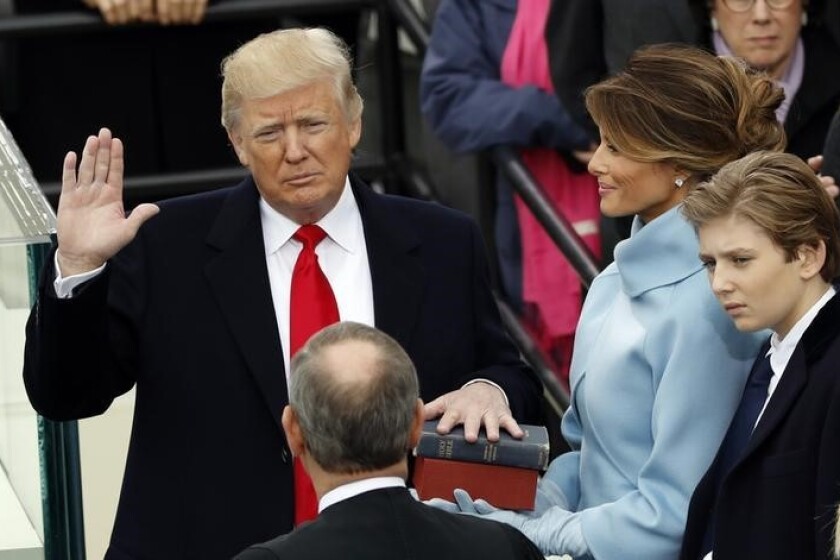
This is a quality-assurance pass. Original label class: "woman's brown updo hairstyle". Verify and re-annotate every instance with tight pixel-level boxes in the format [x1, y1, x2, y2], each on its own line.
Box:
[585, 43, 786, 183]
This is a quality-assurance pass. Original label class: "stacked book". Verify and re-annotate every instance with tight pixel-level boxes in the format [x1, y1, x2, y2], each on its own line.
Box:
[412, 421, 550, 510]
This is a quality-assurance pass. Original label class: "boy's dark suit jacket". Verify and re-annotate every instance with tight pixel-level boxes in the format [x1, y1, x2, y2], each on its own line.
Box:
[23, 176, 541, 559]
[233, 486, 545, 560]
[680, 291, 840, 560]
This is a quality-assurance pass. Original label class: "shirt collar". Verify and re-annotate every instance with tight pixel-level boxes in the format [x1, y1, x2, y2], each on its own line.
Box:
[318, 476, 406, 513]
[259, 176, 362, 255]
[768, 285, 836, 372]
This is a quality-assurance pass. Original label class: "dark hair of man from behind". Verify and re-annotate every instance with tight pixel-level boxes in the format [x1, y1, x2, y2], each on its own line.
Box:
[289, 322, 419, 474]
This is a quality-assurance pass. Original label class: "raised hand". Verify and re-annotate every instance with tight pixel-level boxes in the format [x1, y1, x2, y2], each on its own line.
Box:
[56, 128, 159, 276]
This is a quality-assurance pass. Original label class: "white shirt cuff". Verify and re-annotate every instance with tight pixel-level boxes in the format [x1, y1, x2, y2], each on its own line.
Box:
[461, 378, 509, 408]
[53, 252, 107, 299]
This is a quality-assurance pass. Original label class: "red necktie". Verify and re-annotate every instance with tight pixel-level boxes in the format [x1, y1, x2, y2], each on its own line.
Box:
[289, 224, 339, 525]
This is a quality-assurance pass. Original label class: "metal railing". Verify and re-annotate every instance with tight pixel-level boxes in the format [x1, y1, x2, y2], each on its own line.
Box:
[391, 0, 607, 416]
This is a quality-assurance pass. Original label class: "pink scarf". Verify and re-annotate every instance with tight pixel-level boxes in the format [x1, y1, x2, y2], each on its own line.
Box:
[500, 0, 601, 339]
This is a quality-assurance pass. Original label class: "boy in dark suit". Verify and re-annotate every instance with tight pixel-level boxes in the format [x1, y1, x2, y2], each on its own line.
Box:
[680, 150, 840, 559]
[234, 322, 544, 560]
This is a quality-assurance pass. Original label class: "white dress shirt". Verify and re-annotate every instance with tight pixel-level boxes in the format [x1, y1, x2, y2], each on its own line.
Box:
[260, 178, 374, 375]
[758, 285, 835, 426]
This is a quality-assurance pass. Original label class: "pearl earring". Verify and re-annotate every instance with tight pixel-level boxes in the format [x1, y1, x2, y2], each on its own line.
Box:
[675, 177, 685, 189]
[801, 11, 808, 26]
[710, 17, 719, 32]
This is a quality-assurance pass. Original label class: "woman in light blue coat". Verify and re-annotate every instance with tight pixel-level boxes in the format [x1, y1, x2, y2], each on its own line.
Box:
[443, 44, 787, 559]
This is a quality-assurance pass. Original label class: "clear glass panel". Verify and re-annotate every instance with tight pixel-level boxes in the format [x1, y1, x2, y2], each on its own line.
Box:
[0, 242, 45, 559]
[0, 113, 58, 559]
[0, 115, 56, 246]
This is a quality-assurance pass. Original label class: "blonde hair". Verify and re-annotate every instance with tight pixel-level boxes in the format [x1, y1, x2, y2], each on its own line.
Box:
[585, 44, 785, 181]
[220, 27, 363, 132]
[682, 150, 840, 282]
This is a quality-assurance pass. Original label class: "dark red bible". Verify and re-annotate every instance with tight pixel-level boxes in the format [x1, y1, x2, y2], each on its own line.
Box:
[412, 456, 539, 510]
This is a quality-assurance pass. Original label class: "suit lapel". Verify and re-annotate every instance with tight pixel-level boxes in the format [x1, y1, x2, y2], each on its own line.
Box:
[740, 290, 840, 459]
[204, 178, 288, 436]
[352, 177, 424, 349]
[742, 348, 808, 458]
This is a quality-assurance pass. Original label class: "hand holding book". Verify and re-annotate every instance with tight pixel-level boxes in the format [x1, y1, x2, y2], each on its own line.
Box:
[444, 489, 587, 558]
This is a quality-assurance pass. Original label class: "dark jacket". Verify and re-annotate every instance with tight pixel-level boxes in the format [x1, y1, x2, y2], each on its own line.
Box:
[234, 486, 545, 560]
[680, 291, 840, 560]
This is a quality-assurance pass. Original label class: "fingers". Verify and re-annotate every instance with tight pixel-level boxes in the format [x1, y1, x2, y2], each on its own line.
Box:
[155, 0, 172, 24]
[109, 137, 125, 191]
[76, 135, 99, 187]
[94, 128, 114, 185]
[61, 151, 79, 192]
[453, 489, 479, 514]
[463, 414, 485, 443]
[422, 396, 447, 421]
[155, 0, 208, 24]
[423, 497, 460, 513]
[138, 0, 155, 21]
[820, 175, 839, 199]
[498, 413, 524, 439]
[472, 499, 499, 516]
[189, 0, 208, 23]
[94, 0, 132, 25]
[125, 203, 161, 234]
[808, 154, 824, 174]
[423, 385, 520, 442]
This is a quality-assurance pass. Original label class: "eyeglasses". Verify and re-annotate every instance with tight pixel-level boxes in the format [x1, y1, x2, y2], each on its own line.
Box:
[722, 0, 796, 12]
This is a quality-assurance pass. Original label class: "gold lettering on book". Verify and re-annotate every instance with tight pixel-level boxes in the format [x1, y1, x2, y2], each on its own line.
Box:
[437, 440, 454, 458]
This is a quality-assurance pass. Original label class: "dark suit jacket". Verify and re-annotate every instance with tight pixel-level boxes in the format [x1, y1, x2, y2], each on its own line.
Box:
[23, 175, 541, 559]
[680, 291, 840, 560]
[233, 486, 544, 560]
[820, 106, 840, 180]
[546, 0, 700, 136]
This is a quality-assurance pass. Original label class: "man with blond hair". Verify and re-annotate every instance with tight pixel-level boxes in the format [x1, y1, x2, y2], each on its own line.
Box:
[23, 27, 540, 558]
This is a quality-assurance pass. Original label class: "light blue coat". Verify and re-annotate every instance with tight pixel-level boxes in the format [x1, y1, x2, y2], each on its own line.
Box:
[543, 205, 764, 559]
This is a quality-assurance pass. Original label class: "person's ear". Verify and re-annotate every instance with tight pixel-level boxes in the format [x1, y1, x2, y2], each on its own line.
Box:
[282, 405, 306, 457]
[797, 241, 826, 281]
[348, 117, 362, 150]
[407, 399, 424, 449]
[227, 129, 249, 167]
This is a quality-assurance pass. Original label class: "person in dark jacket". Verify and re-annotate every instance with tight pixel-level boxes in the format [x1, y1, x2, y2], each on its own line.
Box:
[22, 27, 541, 558]
[681, 150, 840, 560]
[234, 322, 544, 560]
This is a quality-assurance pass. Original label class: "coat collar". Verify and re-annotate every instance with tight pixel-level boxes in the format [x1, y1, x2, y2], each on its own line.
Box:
[614, 205, 703, 297]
